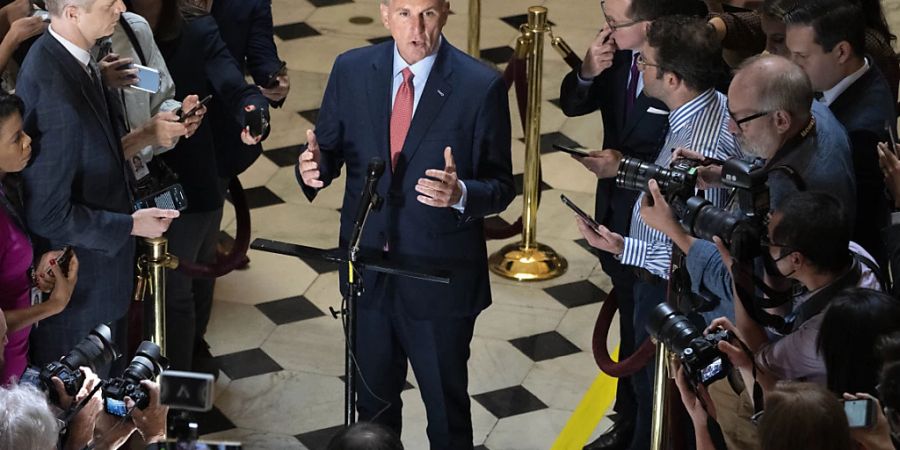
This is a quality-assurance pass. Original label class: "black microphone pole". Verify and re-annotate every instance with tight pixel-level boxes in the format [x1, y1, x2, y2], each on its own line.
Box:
[344, 156, 385, 426]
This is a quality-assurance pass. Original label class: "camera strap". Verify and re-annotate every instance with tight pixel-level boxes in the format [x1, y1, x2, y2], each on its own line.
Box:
[59, 380, 104, 430]
[786, 257, 861, 331]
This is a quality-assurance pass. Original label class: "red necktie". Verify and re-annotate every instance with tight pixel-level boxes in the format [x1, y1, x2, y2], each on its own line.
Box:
[390, 67, 414, 171]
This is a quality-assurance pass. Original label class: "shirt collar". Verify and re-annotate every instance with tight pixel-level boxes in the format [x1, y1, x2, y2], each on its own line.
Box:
[819, 57, 869, 107]
[392, 36, 442, 82]
[668, 88, 717, 133]
[48, 24, 92, 70]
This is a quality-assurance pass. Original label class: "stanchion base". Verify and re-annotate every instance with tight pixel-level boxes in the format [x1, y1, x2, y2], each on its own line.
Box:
[488, 242, 567, 281]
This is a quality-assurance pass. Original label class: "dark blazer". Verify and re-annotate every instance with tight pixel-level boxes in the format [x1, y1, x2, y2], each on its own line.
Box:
[559, 50, 669, 242]
[18, 33, 135, 343]
[210, 0, 283, 178]
[296, 39, 514, 319]
[829, 64, 896, 264]
[157, 15, 269, 212]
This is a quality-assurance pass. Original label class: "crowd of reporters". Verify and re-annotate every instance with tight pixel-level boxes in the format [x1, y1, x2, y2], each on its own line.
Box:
[0, 0, 289, 448]
[565, 0, 900, 449]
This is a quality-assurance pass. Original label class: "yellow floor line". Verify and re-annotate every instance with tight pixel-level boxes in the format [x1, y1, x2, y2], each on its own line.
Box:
[550, 346, 620, 450]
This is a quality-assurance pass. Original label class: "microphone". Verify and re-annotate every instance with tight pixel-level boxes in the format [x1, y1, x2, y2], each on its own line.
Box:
[348, 157, 385, 259]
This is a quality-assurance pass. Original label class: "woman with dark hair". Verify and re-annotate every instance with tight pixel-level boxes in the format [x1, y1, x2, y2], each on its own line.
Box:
[0, 93, 78, 384]
[819, 288, 900, 396]
[128, 0, 269, 371]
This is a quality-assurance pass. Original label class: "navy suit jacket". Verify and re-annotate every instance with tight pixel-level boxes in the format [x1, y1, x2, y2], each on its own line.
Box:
[829, 64, 896, 263]
[559, 51, 668, 250]
[18, 33, 135, 327]
[297, 40, 514, 319]
[210, 0, 282, 178]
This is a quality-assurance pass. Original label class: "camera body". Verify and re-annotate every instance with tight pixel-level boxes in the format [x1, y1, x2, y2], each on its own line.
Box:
[20, 324, 119, 405]
[102, 341, 167, 414]
[647, 303, 732, 386]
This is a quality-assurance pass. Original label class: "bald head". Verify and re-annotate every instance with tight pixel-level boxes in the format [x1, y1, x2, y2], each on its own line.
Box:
[731, 54, 813, 120]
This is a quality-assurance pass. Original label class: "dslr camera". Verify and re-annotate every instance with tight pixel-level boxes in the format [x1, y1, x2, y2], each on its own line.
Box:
[20, 324, 120, 405]
[102, 341, 168, 416]
[646, 303, 732, 386]
[616, 156, 701, 203]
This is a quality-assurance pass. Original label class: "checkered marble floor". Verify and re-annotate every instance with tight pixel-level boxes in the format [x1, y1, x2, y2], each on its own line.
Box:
[190, 0, 900, 448]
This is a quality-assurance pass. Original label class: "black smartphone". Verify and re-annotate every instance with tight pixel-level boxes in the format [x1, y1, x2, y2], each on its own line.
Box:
[560, 194, 602, 230]
[264, 61, 287, 89]
[886, 120, 898, 156]
[46, 246, 73, 277]
[843, 398, 877, 429]
[177, 94, 213, 122]
[133, 183, 188, 212]
[553, 143, 592, 157]
[244, 106, 267, 138]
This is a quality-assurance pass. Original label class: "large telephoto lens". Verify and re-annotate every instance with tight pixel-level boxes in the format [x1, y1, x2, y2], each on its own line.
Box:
[124, 341, 166, 382]
[680, 196, 740, 244]
[617, 157, 664, 192]
[61, 324, 120, 371]
[646, 303, 701, 356]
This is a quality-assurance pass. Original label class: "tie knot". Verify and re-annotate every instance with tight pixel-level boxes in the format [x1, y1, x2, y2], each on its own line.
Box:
[402, 67, 414, 83]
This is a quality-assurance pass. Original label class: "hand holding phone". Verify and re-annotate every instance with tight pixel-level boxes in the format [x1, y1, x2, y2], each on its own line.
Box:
[843, 398, 877, 429]
[177, 94, 212, 123]
[561, 194, 601, 230]
[99, 53, 138, 89]
[553, 143, 592, 157]
[264, 61, 287, 89]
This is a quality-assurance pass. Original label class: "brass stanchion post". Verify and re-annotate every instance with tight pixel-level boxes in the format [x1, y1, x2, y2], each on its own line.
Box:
[142, 237, 177, 357]
[467, 0, 481, 57]
[488, 6, 567, 281]
[650, 344, 671, 450]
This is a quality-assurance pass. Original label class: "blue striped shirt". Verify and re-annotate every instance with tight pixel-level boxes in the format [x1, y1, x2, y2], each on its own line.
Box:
[620, 89, 741, 279]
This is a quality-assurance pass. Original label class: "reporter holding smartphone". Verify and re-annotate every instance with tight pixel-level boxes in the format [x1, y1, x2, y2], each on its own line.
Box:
[0, 93, 80, 385]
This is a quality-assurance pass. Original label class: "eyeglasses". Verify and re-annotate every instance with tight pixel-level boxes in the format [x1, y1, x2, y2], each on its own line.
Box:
[600, 0, 642, 31]
[729, 110, 772, 128]
[635, 53, 660, 70]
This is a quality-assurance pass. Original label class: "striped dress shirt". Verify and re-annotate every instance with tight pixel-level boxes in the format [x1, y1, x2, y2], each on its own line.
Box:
[620, 89, 741, 279]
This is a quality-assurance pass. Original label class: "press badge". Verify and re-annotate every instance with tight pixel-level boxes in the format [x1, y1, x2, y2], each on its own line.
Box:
[30, 286, 43, 306]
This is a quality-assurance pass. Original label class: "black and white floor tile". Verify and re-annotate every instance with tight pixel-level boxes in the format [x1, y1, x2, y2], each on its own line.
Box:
[202, 0, 668, 448]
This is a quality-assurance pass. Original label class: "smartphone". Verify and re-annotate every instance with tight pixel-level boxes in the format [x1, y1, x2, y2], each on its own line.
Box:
[553, 143, 592, 157]
[159, 370, 214, 412]
[177, 94, 213, 122]
[130, 64, 160, 94]
[560, 194, 602, 230]
[886, 120, 898, 155]
[244, 106, 267, 138]
[264, 60, 287, 89]
[133, 183, 188, 212]
[844, 398, 877, 428]
[46, 246, 73, 277]
[32, 9, 49, 22]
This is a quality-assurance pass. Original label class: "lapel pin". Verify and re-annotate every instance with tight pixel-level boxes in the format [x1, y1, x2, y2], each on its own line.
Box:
[437, 89, 445, 97]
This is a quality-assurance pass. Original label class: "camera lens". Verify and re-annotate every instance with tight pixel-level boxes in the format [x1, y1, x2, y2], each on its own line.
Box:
[646, 303, 702, 356]
[124, 341, 166, 382]
[617, 157, 662, 192]
[681, 196, 740, 244]
[61, 324, 120, 372]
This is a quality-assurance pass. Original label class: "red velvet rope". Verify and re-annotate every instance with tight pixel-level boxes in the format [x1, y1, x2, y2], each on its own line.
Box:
[175, 177, 251, 278]
[592, 288, 657, 377]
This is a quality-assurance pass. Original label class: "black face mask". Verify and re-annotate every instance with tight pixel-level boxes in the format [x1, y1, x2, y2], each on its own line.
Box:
[763, 247, 796, 279]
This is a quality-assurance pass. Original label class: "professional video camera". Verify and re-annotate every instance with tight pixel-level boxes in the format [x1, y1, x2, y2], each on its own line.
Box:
[616, 156, 701, 204]
[20, 324, 120, 405]
[676, 158, 769, 261]
[646, 303, 732, 387]
[101, 341, 168, 416]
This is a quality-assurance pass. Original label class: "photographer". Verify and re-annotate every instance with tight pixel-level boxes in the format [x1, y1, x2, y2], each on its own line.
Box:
[576, 15, 740, 450]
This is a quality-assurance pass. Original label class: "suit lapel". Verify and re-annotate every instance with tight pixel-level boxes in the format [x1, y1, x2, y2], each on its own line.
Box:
[620, 92, 653, 140]
[44, 37, 121, 161]
[367, 43, 393, 179]
[398, 41, 452, 168]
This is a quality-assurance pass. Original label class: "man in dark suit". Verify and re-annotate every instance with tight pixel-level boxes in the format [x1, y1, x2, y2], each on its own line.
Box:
[17, 0, 177, 366]
[295, 0, 513, 446]
[559, 0, 702, 448]
[785, 0, 896, 265]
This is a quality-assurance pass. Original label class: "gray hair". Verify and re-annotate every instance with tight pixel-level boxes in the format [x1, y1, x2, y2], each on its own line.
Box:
[735, 54, 813, 120]
[0, 384, 59, 450]
[44, 0, 96, 17]
[379, 0, 448, 5]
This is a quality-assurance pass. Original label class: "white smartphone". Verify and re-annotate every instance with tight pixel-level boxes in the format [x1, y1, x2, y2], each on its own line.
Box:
[130, 63, 160, 94]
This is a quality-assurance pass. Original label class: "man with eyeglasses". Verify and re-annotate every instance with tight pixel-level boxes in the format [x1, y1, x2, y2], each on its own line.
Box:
[559, 1, 705, 449]
[576, 15, 740, 450]
[783, 0, 895, 265]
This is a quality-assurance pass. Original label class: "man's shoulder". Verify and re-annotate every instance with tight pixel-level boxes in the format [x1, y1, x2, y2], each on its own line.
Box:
[831, 65, 895, 132]
[443, 42, 501, 86]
